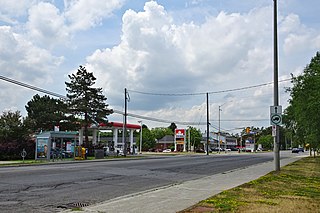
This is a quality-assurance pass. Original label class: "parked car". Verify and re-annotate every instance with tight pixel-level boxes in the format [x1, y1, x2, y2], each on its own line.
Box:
[212, 147, 223, 152]
[162, 149, 172, 153]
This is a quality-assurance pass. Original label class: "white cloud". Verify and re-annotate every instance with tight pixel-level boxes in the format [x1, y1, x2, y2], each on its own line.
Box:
[84, 1, 319, 131]
[1, 0, 319, 132]
[0, 0, 36, 23]
[64, 0, 124, 31]
[26, 2, 69, 47]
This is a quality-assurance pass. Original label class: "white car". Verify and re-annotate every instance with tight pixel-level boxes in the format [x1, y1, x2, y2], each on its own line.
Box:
[162, 149, 172, 153]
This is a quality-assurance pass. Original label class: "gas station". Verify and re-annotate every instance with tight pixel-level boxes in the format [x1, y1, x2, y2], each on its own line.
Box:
[35, 122, 141, 160]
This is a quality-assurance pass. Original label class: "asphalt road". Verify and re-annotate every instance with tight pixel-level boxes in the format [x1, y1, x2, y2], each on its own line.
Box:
[0, 152, 288, 213]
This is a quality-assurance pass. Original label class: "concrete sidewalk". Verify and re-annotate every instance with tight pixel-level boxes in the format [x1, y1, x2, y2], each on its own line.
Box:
[64, 154, 307, 213]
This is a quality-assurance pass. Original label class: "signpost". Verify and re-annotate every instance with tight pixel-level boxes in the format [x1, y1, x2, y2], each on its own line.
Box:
[21, 149, 27, 163]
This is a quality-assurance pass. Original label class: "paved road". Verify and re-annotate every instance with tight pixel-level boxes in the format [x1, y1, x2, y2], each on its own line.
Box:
[0, 152, 294, 212]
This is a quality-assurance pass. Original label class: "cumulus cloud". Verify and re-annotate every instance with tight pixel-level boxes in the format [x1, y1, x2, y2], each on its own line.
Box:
[1, 0, 319, 131]
[0, 26, 63, 81]
[0, 0, 36, 23]
[84, 1, 319, 130]
[64, 0, 124, 31]
[26, 2, 69, 47]
[0, 0, 123, 114]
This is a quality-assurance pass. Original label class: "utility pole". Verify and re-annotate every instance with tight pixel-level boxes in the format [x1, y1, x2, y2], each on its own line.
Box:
[218, 105, 221, 154]
[206, 93, 209, 155]
[138, 120, 142, 154]
[188, 127, 191, 152]
[123, 88, 128, 157]
[273, 0, 280, 171]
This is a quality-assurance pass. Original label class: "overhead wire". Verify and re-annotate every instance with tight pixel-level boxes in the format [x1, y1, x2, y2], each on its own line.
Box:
[128, 78, 291, 96]
[0, 74, 280, 126]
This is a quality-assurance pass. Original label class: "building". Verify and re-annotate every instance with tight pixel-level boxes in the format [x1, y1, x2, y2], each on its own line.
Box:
[155, 135, 174, 151]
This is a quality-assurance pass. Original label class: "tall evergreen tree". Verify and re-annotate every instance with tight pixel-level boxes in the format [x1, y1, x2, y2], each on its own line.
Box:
[65, 65, 113, 147]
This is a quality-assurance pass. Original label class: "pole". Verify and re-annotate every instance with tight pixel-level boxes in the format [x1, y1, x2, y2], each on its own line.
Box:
[188, 128, 191, 152]
[124, 88, 128, 157]
[218, 105, 221, 154]
[138, 121, 142, 154]
[273, 0, 280, 171]
[206, 93, 209, 155]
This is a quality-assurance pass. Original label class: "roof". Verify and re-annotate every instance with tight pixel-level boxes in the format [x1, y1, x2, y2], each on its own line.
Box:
[36, 131, 78, 138]
[157, 135, 174, 143]
[99, 122, 141, 129]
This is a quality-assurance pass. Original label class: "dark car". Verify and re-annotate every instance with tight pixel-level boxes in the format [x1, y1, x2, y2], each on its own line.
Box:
[292, 148, 299, 153]
[292, 148, 304, 153]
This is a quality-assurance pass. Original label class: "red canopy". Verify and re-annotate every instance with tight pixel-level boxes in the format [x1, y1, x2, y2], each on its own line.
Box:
[99, 122, 141, 129]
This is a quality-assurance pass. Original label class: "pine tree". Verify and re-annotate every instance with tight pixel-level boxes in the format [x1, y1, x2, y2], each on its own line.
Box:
[65, 65, 113, 147]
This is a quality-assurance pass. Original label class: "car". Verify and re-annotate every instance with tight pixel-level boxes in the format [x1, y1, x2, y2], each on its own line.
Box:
[162, 149, 172, 153]
[212, 147, 223, 152]
[292, 148, 302, 153]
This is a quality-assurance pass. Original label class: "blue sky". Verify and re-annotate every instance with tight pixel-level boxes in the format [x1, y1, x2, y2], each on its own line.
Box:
[0, 0, 319, 133]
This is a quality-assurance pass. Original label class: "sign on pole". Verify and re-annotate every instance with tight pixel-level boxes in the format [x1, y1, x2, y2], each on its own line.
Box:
[270, 106, 282, 126]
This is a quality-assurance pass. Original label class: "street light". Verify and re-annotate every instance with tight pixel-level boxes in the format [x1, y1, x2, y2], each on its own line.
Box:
[218, 105, 222, 154]
[138, 121, 142, 154]
[218, 101, 232, 153]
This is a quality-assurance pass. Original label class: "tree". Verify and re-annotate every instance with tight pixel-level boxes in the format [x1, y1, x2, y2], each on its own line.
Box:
[257, 135, 273, 150]
[140, 125, 156, 151]
[151, 127, 173, 140]
[168, 122, 177, 133]
[65, 65, 113, 147]
[25, 94, 75, 132]
[0, 111, 34, 160]
[187, 126, 202, 151]
[284, 52, 320, 156]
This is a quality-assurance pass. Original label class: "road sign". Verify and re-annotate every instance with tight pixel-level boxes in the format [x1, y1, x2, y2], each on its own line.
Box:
[272, 125, 277, 137]
[270, 105, 282, 114]
[270, 105, 282, 125]
[21, 149, 27, 163]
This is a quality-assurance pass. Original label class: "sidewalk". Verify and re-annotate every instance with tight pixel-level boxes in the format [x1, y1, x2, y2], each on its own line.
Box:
[64, 154, 307, 213]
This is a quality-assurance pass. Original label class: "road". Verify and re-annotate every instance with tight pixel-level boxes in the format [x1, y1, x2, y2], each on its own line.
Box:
[0, 152, 292, 212]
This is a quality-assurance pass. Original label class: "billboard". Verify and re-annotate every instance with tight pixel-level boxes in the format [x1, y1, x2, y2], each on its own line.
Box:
[175, 129, 185, 145]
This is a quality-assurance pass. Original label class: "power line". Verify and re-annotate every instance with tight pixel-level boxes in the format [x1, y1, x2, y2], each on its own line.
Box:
[0, 74, 272, 126]
[128, 78, 291, 96]
[0, 75, 66, 99]
[113, 109, 207, 125]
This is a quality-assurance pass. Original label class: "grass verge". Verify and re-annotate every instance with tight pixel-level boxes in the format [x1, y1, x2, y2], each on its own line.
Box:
[179, 156, 320, 213]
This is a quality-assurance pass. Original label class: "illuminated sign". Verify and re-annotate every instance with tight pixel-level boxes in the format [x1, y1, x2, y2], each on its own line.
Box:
[175, 129, 185, 144]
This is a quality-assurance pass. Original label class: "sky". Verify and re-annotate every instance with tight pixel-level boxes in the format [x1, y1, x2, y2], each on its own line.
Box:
[0, 0, 319, 134]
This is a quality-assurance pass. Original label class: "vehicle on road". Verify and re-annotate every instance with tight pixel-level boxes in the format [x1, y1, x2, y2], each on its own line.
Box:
[162, 149, 171, 153]
[292, 148, 304, 153]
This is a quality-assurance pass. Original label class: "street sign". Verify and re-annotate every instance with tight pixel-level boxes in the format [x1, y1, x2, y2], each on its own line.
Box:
[270, 105, 282, 125]
[21, 149, 27, 163]
[272, 125, 277, 137]
[270, 105, 282, 114]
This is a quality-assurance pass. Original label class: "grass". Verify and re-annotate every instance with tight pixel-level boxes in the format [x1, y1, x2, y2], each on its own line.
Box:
[180, 156, 320, 213]
[0, 154, 144, 166]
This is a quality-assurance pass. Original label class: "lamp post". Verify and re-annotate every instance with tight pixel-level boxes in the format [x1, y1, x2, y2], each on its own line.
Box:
[273, 0, 280, 172]
[138, 121, 142, 154]
[218, 105, 222, 154]
[218, 101, 231, 153]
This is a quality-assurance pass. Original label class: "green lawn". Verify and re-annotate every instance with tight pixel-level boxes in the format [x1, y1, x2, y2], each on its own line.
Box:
[180, 156, 320, 213]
